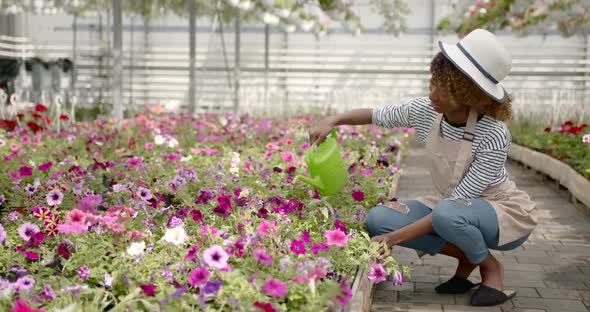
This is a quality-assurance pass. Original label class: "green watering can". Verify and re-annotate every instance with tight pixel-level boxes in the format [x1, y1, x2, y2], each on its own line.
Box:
[293, 129, 349, 196]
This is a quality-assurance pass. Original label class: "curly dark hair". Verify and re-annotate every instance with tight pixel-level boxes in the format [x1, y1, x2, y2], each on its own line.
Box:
[429, 52, 513, 122]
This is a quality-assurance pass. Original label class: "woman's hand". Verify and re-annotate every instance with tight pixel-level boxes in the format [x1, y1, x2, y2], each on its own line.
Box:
[371, 232, 396, 258]
[308, 117, 336, 146]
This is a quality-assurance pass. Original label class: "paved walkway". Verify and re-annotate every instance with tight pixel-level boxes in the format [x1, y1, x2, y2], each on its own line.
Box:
[371, 143, 590, 312]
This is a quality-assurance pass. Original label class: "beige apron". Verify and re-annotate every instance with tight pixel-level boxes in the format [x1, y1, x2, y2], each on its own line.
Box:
[416, 110, 537, 246]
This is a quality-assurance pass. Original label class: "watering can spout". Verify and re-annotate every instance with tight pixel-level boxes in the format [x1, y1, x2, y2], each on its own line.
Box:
[293, 175, 324, 193]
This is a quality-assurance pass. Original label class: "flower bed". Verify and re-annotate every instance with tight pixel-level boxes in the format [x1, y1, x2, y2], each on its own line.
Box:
[509, 120, 590, 179]
[0, 110, 411, 311]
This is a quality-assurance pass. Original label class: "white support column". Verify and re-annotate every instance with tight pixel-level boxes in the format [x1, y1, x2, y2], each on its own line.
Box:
[112, 0, 123, 124]
[233, 8, 240, 114]
[189, 0, 197, 114]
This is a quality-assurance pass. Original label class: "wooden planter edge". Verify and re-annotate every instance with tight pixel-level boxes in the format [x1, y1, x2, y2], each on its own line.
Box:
[509, 144, 590, 215]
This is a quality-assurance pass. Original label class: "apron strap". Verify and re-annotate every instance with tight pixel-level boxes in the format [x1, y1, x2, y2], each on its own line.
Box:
[450, 110, 478, 190]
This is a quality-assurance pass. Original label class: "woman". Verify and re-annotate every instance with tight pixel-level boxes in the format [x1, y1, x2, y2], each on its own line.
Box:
[308, 29, 537, 307]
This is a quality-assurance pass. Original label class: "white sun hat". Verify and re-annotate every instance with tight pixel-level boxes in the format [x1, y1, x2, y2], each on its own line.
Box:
[438, 28, 512, 103]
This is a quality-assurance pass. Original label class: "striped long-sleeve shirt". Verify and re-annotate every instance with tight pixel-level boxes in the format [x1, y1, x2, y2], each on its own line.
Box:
[372, 96, 510, 200]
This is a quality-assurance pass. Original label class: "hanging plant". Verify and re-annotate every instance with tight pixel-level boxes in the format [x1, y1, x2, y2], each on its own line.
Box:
[437, 0, 590, 37]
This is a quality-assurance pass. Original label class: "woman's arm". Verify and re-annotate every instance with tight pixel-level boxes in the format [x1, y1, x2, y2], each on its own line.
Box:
[309, 109, 373, 146]
[371, 214, 433, 254]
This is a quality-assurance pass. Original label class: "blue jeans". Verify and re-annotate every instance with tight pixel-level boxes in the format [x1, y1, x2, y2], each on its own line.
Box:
[365, 199, 530, 264]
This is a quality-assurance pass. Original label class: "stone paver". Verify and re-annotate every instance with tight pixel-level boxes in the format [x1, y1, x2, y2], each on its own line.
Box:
[371, 142, 590, 312]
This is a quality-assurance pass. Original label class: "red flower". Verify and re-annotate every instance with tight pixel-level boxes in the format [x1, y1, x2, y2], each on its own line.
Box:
[27, 121, 43, 133]
[352, 190, 365, 202]
[31, 112, 42, 119]
[253, 302, 279, 312]
[44, 117, 52, 125]
[0, 119, 17, 130]
[57, 242, 71, 260]
[140, 284, 157, 297]
[544, 127, 551, 132]
[59, 114, 69, 121]
[35, 104, 48, 112]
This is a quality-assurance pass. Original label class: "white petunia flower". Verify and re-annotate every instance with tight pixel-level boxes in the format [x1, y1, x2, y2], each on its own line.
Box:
[162, 226, 188, 246]
[127, 241, 146, 257]
[154, 135, 166, 145]
[167, 138, 179, 148]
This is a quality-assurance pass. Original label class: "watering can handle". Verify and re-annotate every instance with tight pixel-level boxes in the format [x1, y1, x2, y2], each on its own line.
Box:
[330, 128, 337, 140]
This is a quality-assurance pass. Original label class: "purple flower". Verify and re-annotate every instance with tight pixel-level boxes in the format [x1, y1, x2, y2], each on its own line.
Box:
[203, 280, 223, 295]
[78, 266, 90, 280]
[253, 249, 273, 266]
[167, 215, 184, 228]
[188, 267, 210, 286]
[203, 245, 229, 269]
[261, 278, 287, 297]
[367, 263, 387, 283]
[392, 270, 405, 286]
[18, 222, 40, 241]
[19, 166, 33, 177]
[38, 162, 53, 172]
[46, 189, 64, 206]
[10, 267, 28, 278]
[13, 276, 35, 293]
[0, 223, 6, 244]
[290, 240, 306, 255]
[195, 189, 215, 205]
[39, 284, 57, 301]
[61, 284, 88, 299]
[77, 194, 102, 214]
[300, 231, 311, 244]
[184, 244, 200, 261]
[137, 187, 153, 202]
[334, 220, 347, 233]
[311, 242, 329, 255]
[7, 211, 19, 221]
[0, 194, 5, 206]
[103, 273, 113, 288]
[335, 282, 352, 306]
[24, 183, 37, 196]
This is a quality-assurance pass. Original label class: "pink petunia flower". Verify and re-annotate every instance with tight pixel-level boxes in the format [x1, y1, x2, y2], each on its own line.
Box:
[280, 152, 293, 163]
[256, 221, 277, 237]
[10, 299, 45, 312]
[66, 209, 86, 224]
[290, 240, 306, 255]
[203, 245, 229, 269]
[139, 284, 157, 297]
[253, 302, 279, 312]
[367, 263, 387, 283]
[56, 222, 88, 234]
[300, 231, 311, 244]
[261, 278, 287, 297]
[253, 249, 273, 266]
[392, 270, 405, 286]
[38, 162, 53, 172]
[184, 244, 200, 261]
[311, 242, 329, 255]
[335, 281, 352, 306]
[0, 223, 6, 244]
[19, 166, 33, 177]
[325, 229, 349, 247]
[188, 267, 210, 286]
